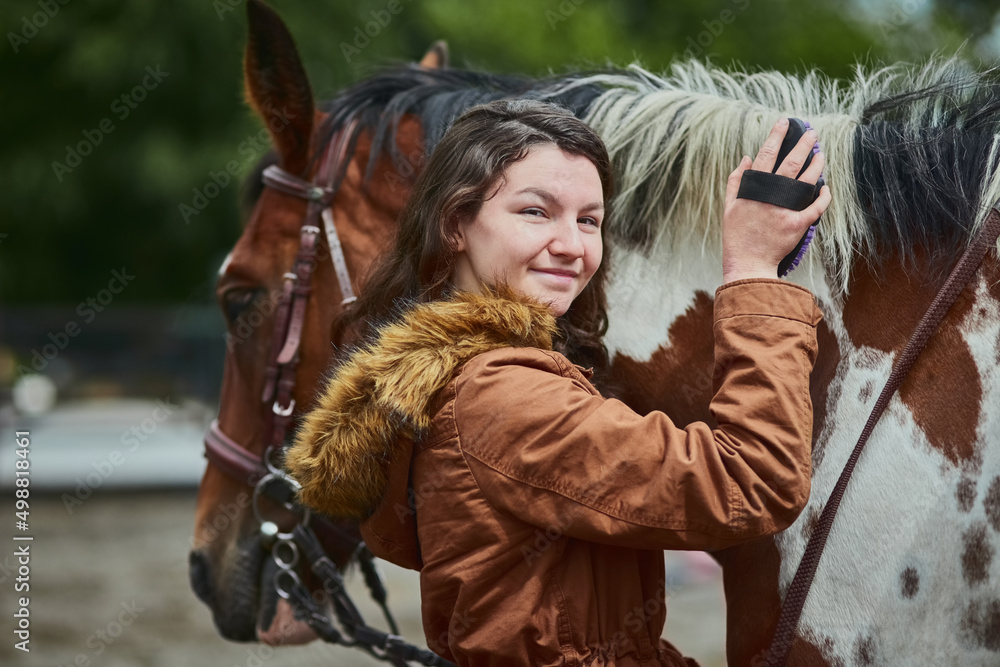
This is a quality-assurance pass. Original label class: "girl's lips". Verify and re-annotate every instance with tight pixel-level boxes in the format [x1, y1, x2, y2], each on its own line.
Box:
[532, 269, 578, 277]
[531, 269, 578, 286]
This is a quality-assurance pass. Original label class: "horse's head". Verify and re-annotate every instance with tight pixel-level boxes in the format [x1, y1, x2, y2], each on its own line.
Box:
[187, 0, 439, 645]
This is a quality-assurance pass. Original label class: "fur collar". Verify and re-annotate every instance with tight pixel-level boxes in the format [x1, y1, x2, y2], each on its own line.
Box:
[284, 287, 558, 520]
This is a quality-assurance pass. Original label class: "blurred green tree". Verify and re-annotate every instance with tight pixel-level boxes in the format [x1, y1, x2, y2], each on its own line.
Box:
[0, 0, 994, 305]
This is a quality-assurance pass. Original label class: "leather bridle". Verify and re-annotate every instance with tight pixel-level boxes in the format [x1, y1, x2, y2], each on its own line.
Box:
[203, 119, 361, 547]
[201, 120, 453, 667]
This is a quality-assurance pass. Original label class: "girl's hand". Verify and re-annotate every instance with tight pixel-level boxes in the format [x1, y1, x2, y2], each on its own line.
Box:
[721, 118, 831, 284]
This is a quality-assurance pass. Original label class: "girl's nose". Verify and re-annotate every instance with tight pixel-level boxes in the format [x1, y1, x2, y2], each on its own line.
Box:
[547, 218, 585, 258]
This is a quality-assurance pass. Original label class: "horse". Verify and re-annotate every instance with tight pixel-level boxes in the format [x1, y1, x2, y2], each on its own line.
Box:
[188, 0, 606, 650]
[578, 61, 1000, 665]
[189, 1, 1000, 664]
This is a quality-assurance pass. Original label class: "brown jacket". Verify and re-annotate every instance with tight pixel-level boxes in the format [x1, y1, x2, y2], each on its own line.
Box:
[285, 279, 823, 666]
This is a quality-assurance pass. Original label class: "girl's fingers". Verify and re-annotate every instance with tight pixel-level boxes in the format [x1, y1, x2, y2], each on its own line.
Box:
[799, 150, 825, 184]
[751, 119, 790, 173]
[726, 156, 752, 206]
[774, 130, 818, 179]
[799, 184, 832, 225]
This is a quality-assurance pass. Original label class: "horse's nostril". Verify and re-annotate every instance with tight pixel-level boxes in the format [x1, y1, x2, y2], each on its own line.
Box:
[188, 550, 215, 605]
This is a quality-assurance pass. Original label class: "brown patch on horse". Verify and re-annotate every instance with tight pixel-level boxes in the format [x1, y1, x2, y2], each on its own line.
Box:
[853, 633, 880, 666]
[718, 539, 782, 666]
[609, 290, 716, 424]
[801, 503, 823, 542]
[842, 253, 981, 465]
[419, 40, 449, 69]
[985, 476, 1000, 533]
[809, 317, 841, 471]
[958, 476, 978, 513]
[961, 597, 1000, 652]
[788, 631, 838, 667]
[900, 567, 920, 599]
[858, 380, 874, 405]
[714, 539, 831, 666]
[962, 522, 994, 586]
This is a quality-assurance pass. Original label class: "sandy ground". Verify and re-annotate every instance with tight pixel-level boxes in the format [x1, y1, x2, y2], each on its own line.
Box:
[0, 491, 726, 666]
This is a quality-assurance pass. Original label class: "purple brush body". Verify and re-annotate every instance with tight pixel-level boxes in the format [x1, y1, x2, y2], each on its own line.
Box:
[778, 120, 823, 278]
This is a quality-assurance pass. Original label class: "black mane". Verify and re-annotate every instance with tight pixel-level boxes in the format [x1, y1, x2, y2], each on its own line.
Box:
[856, 64, 1000, 266]
[316, 63, 611, 192]
[242, 63, 612, 212]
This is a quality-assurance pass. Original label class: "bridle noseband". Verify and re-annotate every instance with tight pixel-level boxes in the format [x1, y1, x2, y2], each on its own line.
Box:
[204, 119, 360, 545]
[201, 120, 453, 667]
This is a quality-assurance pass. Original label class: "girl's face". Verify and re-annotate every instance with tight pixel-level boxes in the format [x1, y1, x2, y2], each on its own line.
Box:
[451, 144, 604, 317]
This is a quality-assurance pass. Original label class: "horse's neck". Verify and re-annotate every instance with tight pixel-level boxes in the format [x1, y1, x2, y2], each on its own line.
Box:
[607, 241, 1000, 663]
[604, 239, 836, 421]
[606, 239, 837, 358]
[768, 253, 1000, 664]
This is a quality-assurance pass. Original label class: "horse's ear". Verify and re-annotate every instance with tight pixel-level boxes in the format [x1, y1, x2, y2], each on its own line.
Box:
[244, 0, 315, 175]
[419, 40, 449, 69]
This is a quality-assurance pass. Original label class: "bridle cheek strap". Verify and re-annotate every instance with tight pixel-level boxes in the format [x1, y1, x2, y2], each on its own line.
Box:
[204, 120, 357, 493]
[201, 122, 455, 666]
[257, 118, 359, 450]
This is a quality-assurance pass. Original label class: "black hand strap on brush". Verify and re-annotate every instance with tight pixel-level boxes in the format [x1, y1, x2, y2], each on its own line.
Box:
[737, 171, 821, 211]
[737, 117, 824, 277]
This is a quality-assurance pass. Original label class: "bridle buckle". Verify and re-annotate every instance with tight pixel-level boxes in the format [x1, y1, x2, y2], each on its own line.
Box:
[273, 397, 296, 417]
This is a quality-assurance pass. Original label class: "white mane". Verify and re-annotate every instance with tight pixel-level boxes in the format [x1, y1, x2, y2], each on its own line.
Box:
[548, 57, 1000, 295]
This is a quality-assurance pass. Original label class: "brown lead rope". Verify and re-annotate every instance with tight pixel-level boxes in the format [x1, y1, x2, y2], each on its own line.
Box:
[764, 206, 1000, 667]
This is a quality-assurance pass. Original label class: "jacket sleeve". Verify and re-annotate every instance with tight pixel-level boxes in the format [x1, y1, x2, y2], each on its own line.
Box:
[453, 279, 823, 551]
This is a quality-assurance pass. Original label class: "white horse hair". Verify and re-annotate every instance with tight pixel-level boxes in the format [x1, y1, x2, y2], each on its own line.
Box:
[540, 57, 1000, 295]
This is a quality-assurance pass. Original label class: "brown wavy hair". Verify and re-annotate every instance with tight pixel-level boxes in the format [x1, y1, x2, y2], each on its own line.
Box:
[334, 98, 615, 386]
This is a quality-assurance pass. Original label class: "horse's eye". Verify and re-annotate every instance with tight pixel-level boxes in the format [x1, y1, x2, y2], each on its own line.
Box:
[221, 287, 262, 324]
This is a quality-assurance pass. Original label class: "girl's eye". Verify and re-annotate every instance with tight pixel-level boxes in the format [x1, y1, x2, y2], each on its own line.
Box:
[579, 217, 600, 228]
[521, 208, 546, 217]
